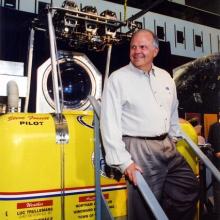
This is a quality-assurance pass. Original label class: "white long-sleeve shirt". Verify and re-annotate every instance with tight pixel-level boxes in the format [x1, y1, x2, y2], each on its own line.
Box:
[100, 62, 181, 173]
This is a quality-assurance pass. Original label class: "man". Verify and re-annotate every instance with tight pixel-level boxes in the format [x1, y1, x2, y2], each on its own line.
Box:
[188, 117, 206, 146]
[100, 29, 199, 220]
[208, 120, 220, 220]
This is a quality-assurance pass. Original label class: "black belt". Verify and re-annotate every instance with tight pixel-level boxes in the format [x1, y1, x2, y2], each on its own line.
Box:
[123, 133, 168, 141]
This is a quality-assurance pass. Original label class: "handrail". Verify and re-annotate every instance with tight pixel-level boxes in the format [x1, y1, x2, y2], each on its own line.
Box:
[89, 96, 169, 220]
[136, 171, 169, 220]
[94, 113, 102, 220]
[47, 9, 62, 115]
[181, 131, 220, 183]
[94, 113, 114, 220]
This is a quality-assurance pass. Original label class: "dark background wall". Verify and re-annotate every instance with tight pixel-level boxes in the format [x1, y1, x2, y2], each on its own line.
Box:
[1, 6, 218, 114]
[0, 7, 173, 111]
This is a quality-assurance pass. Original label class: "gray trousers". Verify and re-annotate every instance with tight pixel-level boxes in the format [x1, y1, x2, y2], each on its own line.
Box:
[123, 136, 199, 220]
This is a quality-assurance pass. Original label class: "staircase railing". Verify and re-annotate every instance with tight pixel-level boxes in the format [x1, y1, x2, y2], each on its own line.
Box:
[89, 96, 169, 220]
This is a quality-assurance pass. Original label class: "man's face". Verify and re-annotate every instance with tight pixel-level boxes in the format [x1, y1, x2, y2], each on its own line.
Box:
[130, 31, 159, 71]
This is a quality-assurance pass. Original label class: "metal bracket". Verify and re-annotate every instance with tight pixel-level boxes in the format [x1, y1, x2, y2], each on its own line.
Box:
[52, 114, 69, 144]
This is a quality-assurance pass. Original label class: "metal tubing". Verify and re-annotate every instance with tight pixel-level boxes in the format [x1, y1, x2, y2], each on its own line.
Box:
[93, 98, 113, 219]
[24, 27, 35, 113]
[181, 130, 220, 182]
[47, 10, 61, 114]
[89, 96, 101, 117]
[94, 114, 101, 220]
[48, 10, 65, 220]
[104, 44, 112, 87]
[60, 143, 65, 220]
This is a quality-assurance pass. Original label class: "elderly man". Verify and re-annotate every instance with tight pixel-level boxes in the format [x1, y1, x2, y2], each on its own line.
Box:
[100, 29, 199, 220]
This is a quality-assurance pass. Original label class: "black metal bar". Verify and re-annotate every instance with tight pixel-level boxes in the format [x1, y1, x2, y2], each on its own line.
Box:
[119, 12, 122, 33]
[184, 27, 186, 49]
[193, 29, 195, 51]
[174, 24, 177, 47]
[209, 33, 212, 53]
[164, 22, 166, 41]
[218, 35, 220, 52]
[34, 0, 37, 14]
[154, 19, 156, 34]
[201, 31, 204, 52]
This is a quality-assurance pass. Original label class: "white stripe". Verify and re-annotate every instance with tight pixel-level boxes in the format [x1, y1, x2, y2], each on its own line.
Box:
[0, 185, 126, 199]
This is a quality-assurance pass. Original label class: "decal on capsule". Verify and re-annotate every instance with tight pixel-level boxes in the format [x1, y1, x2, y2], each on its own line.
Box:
[77, 116, 94, 129]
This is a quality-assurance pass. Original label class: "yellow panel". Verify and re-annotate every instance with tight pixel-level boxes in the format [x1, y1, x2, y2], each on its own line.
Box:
[0, 112, 127, 220]
[0, 113, 200, 220]
[177, 119, 199, 175]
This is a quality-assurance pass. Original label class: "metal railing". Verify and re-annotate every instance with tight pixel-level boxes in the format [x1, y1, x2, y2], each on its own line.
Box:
[181, 131, 220, 183]
[89, 96, 169, 220]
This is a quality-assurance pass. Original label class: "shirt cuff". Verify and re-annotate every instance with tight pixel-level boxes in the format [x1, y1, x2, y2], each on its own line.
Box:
[118, 159, 134, 174]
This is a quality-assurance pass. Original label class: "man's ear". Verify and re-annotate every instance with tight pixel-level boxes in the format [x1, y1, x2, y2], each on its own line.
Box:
[153, 48, 159, 58]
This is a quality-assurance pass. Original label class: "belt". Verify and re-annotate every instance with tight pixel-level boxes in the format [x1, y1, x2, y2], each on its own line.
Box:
[123, 133, 168, 141]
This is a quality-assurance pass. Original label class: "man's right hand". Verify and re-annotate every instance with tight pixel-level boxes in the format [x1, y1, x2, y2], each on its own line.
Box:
[124, 163, 143, 186]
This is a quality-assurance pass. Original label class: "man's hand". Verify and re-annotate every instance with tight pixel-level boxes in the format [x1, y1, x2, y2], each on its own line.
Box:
[124, 163, 143, 186]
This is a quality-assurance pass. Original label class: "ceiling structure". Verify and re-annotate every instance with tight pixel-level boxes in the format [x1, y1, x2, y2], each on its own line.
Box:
[104, 0, 220, 29]
[185, 0, 220, 15]
[105, 0, 220, 15]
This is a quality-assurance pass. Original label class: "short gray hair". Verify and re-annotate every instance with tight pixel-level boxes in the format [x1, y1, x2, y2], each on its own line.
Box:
[131, 29, 159, 49]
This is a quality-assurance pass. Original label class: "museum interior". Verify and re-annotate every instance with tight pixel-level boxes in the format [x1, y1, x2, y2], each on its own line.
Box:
[0, 0, 220, 220]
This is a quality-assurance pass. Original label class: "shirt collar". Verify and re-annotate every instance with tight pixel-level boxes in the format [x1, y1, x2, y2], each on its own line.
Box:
[129, 62, 156, 77]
